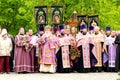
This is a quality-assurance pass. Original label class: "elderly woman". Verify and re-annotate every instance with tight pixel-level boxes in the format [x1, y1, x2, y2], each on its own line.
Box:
[0, 29, 12, 74]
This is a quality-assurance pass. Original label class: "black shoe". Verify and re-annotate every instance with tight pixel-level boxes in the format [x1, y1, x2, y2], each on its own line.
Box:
[18, 72, 22, 74]
[22, 71, 29, 74]
[6, 72, 10, 74]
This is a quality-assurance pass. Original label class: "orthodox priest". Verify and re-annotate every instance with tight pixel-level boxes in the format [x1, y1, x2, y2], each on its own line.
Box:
[91, 26, 105, 72]
[76, 24, 97, 73]
[107, 31, 116, 72]
[28, 29, 38, 72]
[39, 25, 57, 73]
[14, 27, 33, 73]
[56, 25, 71, 73]
[104, 27, 111, 72]
[34, 26, 44, 72]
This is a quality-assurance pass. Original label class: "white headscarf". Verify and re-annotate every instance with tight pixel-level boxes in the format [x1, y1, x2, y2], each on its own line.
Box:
[1, 28, 7, 36]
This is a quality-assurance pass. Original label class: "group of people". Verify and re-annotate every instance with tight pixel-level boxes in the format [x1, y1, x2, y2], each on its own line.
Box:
[0, 23, 120, 74]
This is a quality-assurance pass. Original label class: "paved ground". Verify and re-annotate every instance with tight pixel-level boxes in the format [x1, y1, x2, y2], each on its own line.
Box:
[0, 72, 119, 80]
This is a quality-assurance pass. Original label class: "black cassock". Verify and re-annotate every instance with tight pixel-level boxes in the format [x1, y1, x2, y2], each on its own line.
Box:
[76, 44, 97, 73]
[115, 34, 120, 72]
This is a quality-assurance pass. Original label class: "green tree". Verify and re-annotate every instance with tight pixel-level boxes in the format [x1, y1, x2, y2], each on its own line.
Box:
[0, 0, 120, 36]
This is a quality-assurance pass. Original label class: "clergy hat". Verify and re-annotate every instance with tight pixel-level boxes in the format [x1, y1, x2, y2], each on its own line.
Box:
[54, 27, 60, 33]
[106, 26, 111, 31]
[38, 26, 44, 31]
[59, 25, 65, 30]
[89, 26, 94, 30]
[81, 24, 87, 30]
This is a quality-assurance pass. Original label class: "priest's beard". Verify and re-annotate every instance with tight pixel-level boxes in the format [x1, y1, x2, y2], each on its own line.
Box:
[61, 33, 65, 36]
[29, 35, 32, 37]
[82, 32, 87, 35]
[111, 36, 115, 38]
[20, 34, 24, 35]
[40, 33, 43, 36]
[106, 34, 110, 37]
[95, 32, 99, 35]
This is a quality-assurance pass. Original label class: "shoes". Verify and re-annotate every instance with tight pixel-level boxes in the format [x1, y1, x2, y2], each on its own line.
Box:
[6, 72, 10, 74]
[0, 72, 4, 74]
[0, 72, 10, 74]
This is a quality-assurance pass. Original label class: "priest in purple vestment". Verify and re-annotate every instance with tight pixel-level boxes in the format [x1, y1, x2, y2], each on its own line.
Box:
[107, 31, 117, 72]
[39, 25, 57, 73]
[91, 26, 105, 72]
[103, 26, 111, 72]
[14, 27, 34, 73]
[76, 24, 97, 73]
[28, 29, 38, 72]
[35, 26, 44, 72]
[56, 25, 72, 73]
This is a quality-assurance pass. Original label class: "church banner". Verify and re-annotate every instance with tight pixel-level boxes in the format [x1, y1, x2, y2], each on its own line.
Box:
[51, 6, 63, 25]
[34, 6, 47, 26]
[77, 15, 88, 26]
[88, 15, 99, 27]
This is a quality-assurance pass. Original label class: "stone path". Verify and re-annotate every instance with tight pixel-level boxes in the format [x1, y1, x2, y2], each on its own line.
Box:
[0, 72, 119, 80]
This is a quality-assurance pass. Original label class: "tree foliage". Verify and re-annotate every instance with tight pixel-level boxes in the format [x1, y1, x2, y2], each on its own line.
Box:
[0, 0, 120, 36]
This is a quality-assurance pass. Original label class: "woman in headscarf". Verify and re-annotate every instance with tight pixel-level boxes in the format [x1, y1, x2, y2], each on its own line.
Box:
[0, 28, 12, 74]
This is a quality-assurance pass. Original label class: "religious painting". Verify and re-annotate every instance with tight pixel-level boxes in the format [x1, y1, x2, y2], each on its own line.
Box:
[38, 14, 45, 24]
[88, 15, 99, 27]
[77, 15, 88, 26]
[34, 6, 47, 25]
[53, 15, 60, 24]
[51, 6, 63, 25]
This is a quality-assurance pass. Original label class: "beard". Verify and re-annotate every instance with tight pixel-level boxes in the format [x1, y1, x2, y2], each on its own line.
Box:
[82, 32, 87, 35]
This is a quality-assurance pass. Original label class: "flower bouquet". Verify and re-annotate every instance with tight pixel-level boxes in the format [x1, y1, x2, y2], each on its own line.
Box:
[21, 35, 30, 52]
[69, 44, 80, 61]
